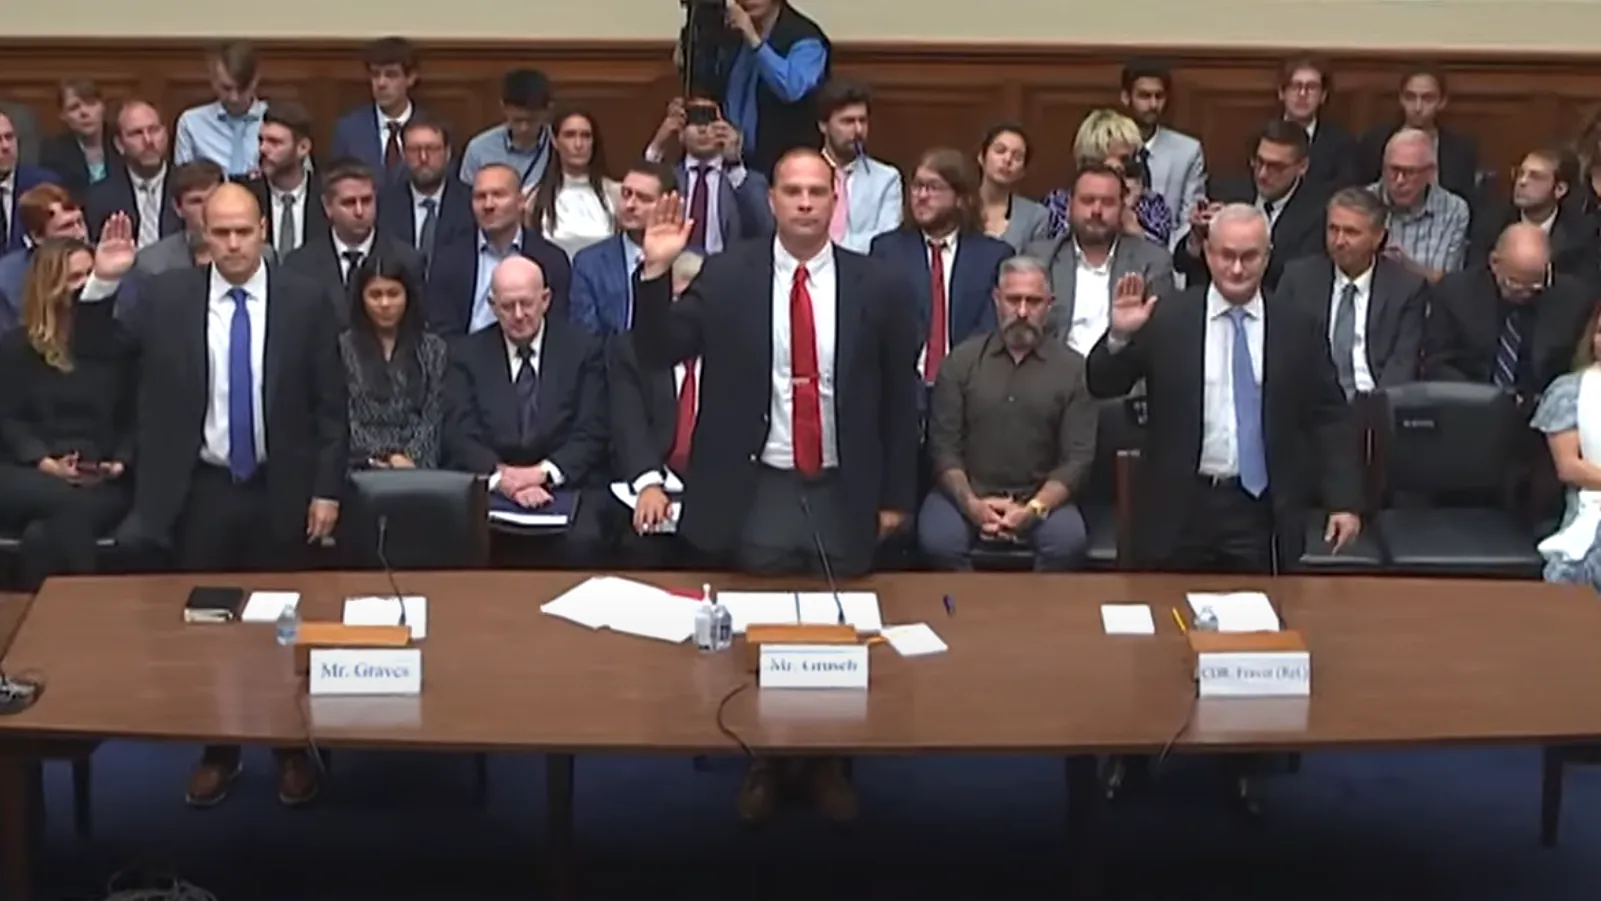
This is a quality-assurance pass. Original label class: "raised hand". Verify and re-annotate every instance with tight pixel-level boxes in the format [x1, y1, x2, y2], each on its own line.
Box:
[93, 212, 137, 281]
[640, 193, 694, 276]
[1109, 272, 1158, 338]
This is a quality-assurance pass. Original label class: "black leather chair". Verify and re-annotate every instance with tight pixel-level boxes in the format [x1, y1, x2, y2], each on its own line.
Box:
[1371, 382, 1543, 576]
[1295, 392, 1388, 572]
[1080, 396, 1146, 570]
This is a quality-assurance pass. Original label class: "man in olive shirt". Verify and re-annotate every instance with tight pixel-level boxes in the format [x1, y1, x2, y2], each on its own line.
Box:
[918, 255, 1098, 570]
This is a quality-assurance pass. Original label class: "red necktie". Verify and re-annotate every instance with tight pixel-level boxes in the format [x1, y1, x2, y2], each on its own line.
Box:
[789, 265, 824, 476]
[383, 122, 402, 170]
[926, 238, 949, 381]
[687, 164, 710, 249]
[668, 359, 698, 475]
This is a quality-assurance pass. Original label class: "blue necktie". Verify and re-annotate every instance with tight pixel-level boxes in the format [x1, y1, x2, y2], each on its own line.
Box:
[1227, 307, 1268, 498]
[1494, 312, 1522, 390]
[227, 118, 250, 177]
[226, 287, 257, 483]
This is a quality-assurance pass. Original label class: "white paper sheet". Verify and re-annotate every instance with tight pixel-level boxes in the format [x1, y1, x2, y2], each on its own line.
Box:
[715, 591, 883, 634]
[1186, 592, 1281, 633]
[241, 591, 299, 623]
[539, 576, 701, 644]
[343, 595, 429, 640]
[1099, 604, 1156, 635]
[880, 623, 948, 656]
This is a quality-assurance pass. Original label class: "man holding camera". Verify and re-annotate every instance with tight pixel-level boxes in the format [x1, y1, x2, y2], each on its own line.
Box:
[679, 0, 831, 178]
[645, 97, 773, 253]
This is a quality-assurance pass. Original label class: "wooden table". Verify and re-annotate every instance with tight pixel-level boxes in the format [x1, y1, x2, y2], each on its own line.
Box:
[2, 572, 1600, 900]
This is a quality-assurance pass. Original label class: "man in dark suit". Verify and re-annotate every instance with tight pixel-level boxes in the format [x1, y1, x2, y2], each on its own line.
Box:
[1277, 55, 1361, 191]
[631, 148, 919, 824]
[84, 100, 183, 247]
[570, 160, 677, 339]
[1358, 69, 1480, 207]
[1467, 148, 1600, 291]
[0, 101, 41, 166]
[644, 97, 773, 253]
[241, 101, 325, 259]
[329, 38, 423, 186]
[869, 146, 1011, 386]
[283, 159, 422, 326]
[1175, 120, 1326, 292]
[81, 183, 345, 809]
[425, 163, 570, 334]
[1278, 187, 1426, 396]
[1425, 222, 1594, 402]
[442, 255, 610, 561]
[376, 120, 473, 274]
[0, 110, 62, 254]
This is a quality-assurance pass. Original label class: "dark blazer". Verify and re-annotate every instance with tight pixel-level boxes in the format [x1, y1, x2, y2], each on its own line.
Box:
[0, 298, 136, 465]
[609, 334, 679, 483]
[442, 318, 608, 485]
[1466, 203, 1601, 292]
[4, 166, 62, 252]
[868, 227, 1011, 360]
[424, 229, 572, 335]
[1175, 176, 1328, 291]
[330, 104, 427, 185]
[570, 235, 637, 339]
[84, 166, 183, 242]
[675, 159, 774, 248]
[242, 176, 330, 253]
[1305, 120, 1363, 192]
[1277, 255, 1427, 390]
[1084, 286, 1362, 565]
[282, 230, 424, 328]
[630, 241, 921, 574]
[0, 102, 41, 166]
[114, 265, 347, 548]
[375, 177, 474, 269]
[1423, 267, 1594, 398]
[1359, 124, 1480, 205]
[39, 132, 122, 201]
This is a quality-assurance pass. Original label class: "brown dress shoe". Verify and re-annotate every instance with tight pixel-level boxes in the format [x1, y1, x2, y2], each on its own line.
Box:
[275, 749, 320, 807]
[806, 757, 858, 823]
[185, 745, 242, 808]
[736, 758, 780, 825]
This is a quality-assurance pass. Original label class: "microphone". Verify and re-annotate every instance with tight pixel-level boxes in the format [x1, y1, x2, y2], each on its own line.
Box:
[376, 515, 408, 630]
[795, 487, 847, 626]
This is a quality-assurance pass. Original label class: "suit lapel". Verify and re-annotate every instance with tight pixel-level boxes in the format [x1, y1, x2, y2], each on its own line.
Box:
[184, 269, 211, 406]
[1260, 289, 1286, 438]
[604, 237, 629, 330]
[1052, 239, 1080, 334]
[533, 323, 563, 437]
[1365, 259, 1394, 359]
[262, 266, 288, 422]
[834, 251, 865, 386]
[752, 247, 775, 383]
[482, 328, 521, 441]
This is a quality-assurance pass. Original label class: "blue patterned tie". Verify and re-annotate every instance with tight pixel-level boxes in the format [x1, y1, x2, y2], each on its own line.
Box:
[1228, 307, 1268, 498]
[226, 287, 257, 483]
[1494, 312, 1521, 390]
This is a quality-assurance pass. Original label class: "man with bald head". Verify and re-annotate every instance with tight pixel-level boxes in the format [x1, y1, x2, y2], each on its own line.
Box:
[84, 100, 183, 247]
[0, 109, 62, 254]
[442, 253, 610, 558]
[1367, 127, 1470, 284]
[83, 181, 346, 809]
[1426, 221, 1595, 399]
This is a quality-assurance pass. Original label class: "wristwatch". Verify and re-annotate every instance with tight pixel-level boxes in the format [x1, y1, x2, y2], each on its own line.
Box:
[1025, 499, 1050, 520]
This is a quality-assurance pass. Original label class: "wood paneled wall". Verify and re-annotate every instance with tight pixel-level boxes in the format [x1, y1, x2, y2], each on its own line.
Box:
[2, 40, 1599, 194]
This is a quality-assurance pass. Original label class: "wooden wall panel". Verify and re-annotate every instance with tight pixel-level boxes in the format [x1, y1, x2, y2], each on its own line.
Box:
[2, 40, 1600, 197]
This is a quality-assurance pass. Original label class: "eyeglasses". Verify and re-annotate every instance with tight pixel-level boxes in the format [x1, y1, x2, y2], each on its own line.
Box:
[909, 180, 954, 196]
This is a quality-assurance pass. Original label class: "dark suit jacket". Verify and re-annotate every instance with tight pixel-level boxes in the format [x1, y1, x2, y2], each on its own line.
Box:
[39, 132, 122, 201]
[1359, 124, 1480, 205]
[570, 235, 636, 339]
[115, 264, 347, 548]
[1277, 255, 1427, 390]
[442, 318, 608, 485]
[282, 230, 424, 328]
[424, 229, 572, 335]
[0, 297, 136, 465]
[675, 159, 773, 248]
[0, 102, 40, 166]
[1305, 120, 1363, 191]
[1175, 176, 1328, 292]
[1466, 203, 1601, 292]
[630, 242, 921, 573]
[868, 227, 1011, 362]
[330, 104, 427, 185]
[84, 166, 183, 242]
[376, 178, 474, 269]
[1084, 286, 1362, 565]
[609, 334, 680, 483]
[242, 176, 330, 253]
[4, 166, 62, 253]
[1423, 267, 1594, 398]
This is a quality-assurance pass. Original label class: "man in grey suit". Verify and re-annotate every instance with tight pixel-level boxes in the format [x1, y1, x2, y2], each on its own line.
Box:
[1025, 163, 1174, 356]
[1120, 59, 1206, 248]
[0, 101, 40, 166]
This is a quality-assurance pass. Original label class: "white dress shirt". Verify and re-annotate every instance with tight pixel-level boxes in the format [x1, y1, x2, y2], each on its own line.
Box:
[272, 180, 309, 252]
[544, 176, 619, 259]
[486, 324, 566, 489]
[132, 165, 168, 249]
[333, 231, 377, 282]
[918, 231, 958, 373]
[1199, 287, 1265, 479]
[201, 263, 269, 469]
[1331, 265, 1375, 393]
[765, 239, 839, 470]
[376, 102, 414, 156]
[632, 358, 703, 491]
[1067, 241, 1114, 356]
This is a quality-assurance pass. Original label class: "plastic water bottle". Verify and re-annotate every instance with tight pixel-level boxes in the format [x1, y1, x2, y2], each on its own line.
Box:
[275, 601, 300, 646]
[694, 584, 716, 653]
[1193, 607, 1219, 632]
[710, 589, 733, 652]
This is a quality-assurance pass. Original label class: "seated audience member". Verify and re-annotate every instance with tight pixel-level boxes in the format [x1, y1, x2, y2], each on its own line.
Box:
[1046, 110, 1174, 246]
[1107, 153, 1168, 245]
[1368, 128, 1471, 284]
[40, 80, 120, 198]
[608, 251, 705, 566]
[0, 184, 89, 331]
[459, 69, 554, 192]
[0, 237, 134, 590]
[529, 108, 621, 259]
[1277, 55, 1360, 191]
[870, 147, 1011, 385]
[1359, 68, 1480, 205]
[1573, 112, 1601, 218]
[644, 97, 772, 253]
[1424, 222, 1593, 402]
[1025, 163, 1175, 357]
[443, 256, 609, 559]
[1176, 119, 1325, 292]
[1277, 187, 1426, 396]
[1, 111, 62, 255]
[284, 159, 423, 327]
[173, 42, 266, 177]
[342, 253, 446, 470]
[244, 101, 324, 259]
[1469, 148, 1599, 289]
[0, 101, 41, 167]
[330, 37, 423, 185]
[132, 160, 228, 277]
[974, 122, 1049, 250]
[376, 119, 473, 273]
[426, 163, 571, 334]
[570, 161, 675, 339]
[84, 100, 181, 247]
[920, 255, 1097, 571]
[1532, 305, 1601, 592]
[815, 80, 902, 253]
[1120, 59, 1207, 239]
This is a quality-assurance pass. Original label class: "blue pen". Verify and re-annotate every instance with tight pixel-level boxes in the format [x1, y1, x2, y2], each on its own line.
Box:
[942, 594, 955, 616]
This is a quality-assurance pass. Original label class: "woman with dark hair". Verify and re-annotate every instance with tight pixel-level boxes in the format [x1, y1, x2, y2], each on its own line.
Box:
[0, 237, 134, 588]
[975, 122, 1050, 250]
[339, 252, 447, 470]
[527, 107, 622, 259]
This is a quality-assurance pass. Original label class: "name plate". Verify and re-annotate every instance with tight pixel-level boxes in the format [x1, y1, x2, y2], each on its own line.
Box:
[1197, 651, 1310, 698]
[759, 643, 869, 690]
[309, 648, 423, 696]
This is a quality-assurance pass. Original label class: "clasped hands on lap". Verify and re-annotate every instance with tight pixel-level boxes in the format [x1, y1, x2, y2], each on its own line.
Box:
[965, 495, 1038, 541]
[495, 463, 555, 509]
[38, 453, 124, 487]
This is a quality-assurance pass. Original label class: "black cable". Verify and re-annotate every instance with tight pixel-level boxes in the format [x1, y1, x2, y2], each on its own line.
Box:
[1153, 694, 1198, 772]
[714, 680, 753, 757]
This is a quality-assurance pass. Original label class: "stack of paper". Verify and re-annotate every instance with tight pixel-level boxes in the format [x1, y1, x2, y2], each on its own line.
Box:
[880, 623, 948, 656]
[1100, 604, 1155, 635]
[1185, 592, 1281, 632]
[540, 576, 703, 643]
[241, 591, 299, 623]
[344, 595, 429, 640]
[714, 591, 883, 634]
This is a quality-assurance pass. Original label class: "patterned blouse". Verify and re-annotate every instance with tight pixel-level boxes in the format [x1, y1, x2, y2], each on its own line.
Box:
[338, 330, 448, 470]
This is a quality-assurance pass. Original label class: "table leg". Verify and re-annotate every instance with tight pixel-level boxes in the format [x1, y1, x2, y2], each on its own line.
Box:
[0, 753, 33, 901]
[543, 753, 575, 900]
[1064, 755, 1103, 901]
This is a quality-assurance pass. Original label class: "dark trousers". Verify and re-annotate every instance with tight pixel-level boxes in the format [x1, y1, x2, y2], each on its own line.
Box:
[174, 464, 305, 573]
[734, 466, 862, 578]
[1162, 476, 1275, 574]
[0, 465, 129, 590]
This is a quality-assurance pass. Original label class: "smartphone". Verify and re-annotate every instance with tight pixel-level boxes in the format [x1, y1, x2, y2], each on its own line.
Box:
[685, 104, 720, 127]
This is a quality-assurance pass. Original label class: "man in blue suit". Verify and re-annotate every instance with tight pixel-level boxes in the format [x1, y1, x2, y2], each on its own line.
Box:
[0, 110, 61, 254]
[645, 98, 772, 254]
[869, 147, 1011, 387]
[376, 120, 473, 275]
[330, 38, 424, 187]
[569, 160, 677, 339]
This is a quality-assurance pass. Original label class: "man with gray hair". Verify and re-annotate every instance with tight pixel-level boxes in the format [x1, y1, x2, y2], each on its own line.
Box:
[920, 254, 1098, 570]
[1368, 127, 1470, 283]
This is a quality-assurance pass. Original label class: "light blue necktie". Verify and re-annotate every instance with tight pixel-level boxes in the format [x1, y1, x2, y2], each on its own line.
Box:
[227, 117, 251, 177]
[226, 287, 257, 483]
[1227, 306, 1268, 498]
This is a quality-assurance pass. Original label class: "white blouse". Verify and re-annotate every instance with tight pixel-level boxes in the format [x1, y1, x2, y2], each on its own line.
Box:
[543, 175, 620, 259]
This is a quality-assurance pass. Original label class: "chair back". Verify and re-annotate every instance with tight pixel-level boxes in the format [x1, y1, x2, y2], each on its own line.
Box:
[1078, 396, 1147, 505]
[344, 470, 491, 569]
[1375, 381, 1523, 501]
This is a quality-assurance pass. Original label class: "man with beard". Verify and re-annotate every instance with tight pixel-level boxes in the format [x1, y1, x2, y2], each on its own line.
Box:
[377, 120, 474, 276]
[1119, 58, 1206, 240]
[240, 101, 325, 259]
[917, 255, 1097, 570]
